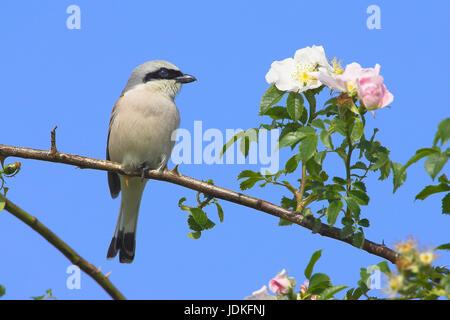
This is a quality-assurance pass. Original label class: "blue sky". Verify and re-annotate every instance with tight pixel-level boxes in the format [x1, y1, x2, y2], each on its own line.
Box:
[0, 0, 448, 299]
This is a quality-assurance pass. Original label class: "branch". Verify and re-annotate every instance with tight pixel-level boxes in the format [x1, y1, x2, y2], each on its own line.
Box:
[0, 143, 399, 264]
[0, 193, 126, 300]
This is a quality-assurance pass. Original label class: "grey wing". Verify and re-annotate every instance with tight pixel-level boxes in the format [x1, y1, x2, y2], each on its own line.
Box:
[107, 101, 121, 199]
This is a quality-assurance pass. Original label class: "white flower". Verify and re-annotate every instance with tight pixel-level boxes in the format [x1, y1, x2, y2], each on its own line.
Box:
[265, 45, 331, 92]
[244, 285, 276, 300]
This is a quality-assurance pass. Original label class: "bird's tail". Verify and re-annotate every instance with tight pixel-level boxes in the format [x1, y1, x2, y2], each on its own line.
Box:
[107, 176, 147, 263]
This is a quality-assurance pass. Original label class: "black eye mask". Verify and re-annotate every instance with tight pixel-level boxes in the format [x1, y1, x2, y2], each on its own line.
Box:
[143, 68, 184, 82]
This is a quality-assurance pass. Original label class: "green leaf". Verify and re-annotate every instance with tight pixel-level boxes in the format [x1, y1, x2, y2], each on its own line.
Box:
[215, 202, 224, 222]
[304, 250, 322, 280]
[340, 225, 354, 239]
[263, 106, 291, 120]
[352, 181, 367, 192]
[278, 218, 293, 226]
[303, 90, 316, 121]
[308, 273, 331, 293]
[260, 85, 285, 114]
[327, 200, 343, 226]
[435, 118, 450, 145]
[187, 231, 201, 239]
[403, 148, 440, 172]
[320, 131, 333, 149]
[425, 151, 448, 180]
[298, 135, 318, 162]
[351, 161, 367, 171]
[358, 218, 370, 228]
[443, 193, 450, 214]
[377, 261, 391, 274]
[436, 243, 450, 251]
[392, 162, 407, 193]
[353, 232, 365, 248]
[189, 207, 208, 226]
[350, 121, 364, 144]
[349, 190, 370, 206]
[311, 119, 325, 130]
[285, 154, 300, 173]
[415, 184, 450, 200]
[177, 197, 190, 211]
[277, 131, 306, 149]
[344, 197, 360, 216]
[0, 285, 5, 297]
[0, 197, 5, 212]
[286, 92, 304, 121]
[220, 131, 246, 157]
[318, 285, 348, 300]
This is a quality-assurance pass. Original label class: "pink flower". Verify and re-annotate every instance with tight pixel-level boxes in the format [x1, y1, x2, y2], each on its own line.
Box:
[357, 73, 394, 110]
[269, 269, 292, 295]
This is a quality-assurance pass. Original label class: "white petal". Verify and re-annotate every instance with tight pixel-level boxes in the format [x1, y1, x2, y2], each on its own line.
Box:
[265, 58, 299, 91]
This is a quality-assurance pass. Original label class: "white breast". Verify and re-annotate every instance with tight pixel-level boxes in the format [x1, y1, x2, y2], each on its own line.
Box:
[108, 84, 180, 171]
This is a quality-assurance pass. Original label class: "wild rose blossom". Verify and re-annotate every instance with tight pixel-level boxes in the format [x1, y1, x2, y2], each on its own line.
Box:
[269, 269, 292, 295]
[310, 62, 394, 110]
[244, 285, 276, 300]
[265, 45, 331, 92]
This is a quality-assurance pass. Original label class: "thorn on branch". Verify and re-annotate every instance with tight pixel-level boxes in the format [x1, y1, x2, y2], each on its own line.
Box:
[50, 126, 58, 154]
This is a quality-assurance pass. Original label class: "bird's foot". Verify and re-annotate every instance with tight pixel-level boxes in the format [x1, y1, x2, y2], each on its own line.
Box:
[139, 163, 151, 182]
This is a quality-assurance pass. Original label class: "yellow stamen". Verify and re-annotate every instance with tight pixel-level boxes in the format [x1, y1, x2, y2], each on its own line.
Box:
[331, 57, 344, 75]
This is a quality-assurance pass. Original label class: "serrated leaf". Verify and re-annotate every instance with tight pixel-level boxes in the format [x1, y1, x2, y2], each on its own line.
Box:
[351, 161, 367, 170]
[349, 190, 370, 205]
[443, 193, 450, 214]
[298, 135, 318, 162]
[277, 131, 306, 150]
[308, 273, 331, 293]
[286, 92, 304, 121]
[358, 218, 370, 228]
[415, 184, 450, 200]
[263, 106, 291, 120]
[260, 85, 285, 114]
[285, 154, 300, 173]
[304, 250, 322, 279]
[403, 148, 440, 172]
[189, 207, 208, 227]
[436, 118, 450, 145]
[320, 131, 333, 149]
[392, 162, 407, 193]
[215, 202, 224, 222]
[311, 119, 325, 130]
[345, 197, 360, 216]
[327, 200, 343, 226]
[352, 181, 367, 192]
[353, 232, 365, 248]
[350, 121, 364, 144]
[318, 285, 348, 300]
[187, 231, 201, 239]
[425, 152, 448, 180]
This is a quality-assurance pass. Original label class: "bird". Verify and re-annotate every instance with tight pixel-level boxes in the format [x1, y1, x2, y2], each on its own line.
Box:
[106, 60, 196, 263]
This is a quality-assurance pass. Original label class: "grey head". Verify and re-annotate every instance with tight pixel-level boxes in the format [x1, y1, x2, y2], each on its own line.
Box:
[122, 60, 196, 96]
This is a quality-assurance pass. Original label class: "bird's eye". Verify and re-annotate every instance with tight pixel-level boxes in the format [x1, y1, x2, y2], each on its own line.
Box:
[158, 68, 169, 78]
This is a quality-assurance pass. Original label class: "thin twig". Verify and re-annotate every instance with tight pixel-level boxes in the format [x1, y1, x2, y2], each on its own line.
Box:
[0, 143, 399, 264]
[0, 193, 126, 300]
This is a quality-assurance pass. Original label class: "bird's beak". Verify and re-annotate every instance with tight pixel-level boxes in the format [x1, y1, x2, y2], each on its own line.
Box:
[175, 74, 197, 83]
